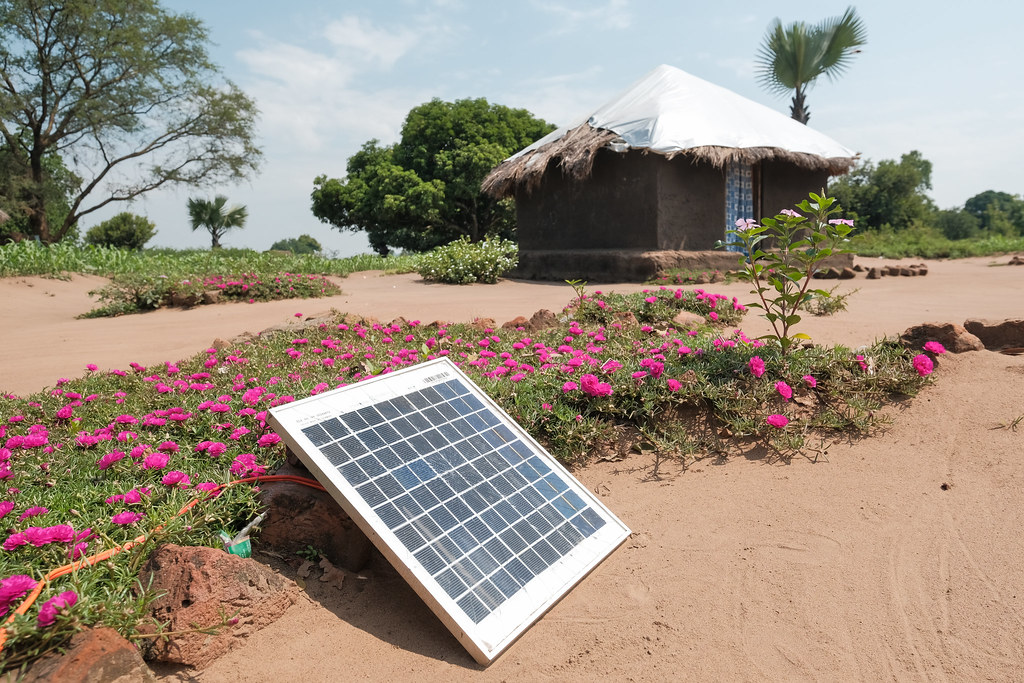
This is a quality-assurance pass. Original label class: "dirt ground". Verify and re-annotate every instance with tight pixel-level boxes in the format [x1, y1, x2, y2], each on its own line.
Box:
[1, 255, 1022, 680]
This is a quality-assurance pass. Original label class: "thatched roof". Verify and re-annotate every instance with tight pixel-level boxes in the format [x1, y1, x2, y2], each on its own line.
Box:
[483, 65, 858, 199]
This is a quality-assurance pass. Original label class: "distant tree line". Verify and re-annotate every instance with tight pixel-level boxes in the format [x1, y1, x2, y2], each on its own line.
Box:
[829, 150, 1024, 239]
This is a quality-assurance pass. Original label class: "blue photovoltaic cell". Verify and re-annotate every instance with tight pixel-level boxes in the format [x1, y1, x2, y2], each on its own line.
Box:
[287, 375, 619, 627]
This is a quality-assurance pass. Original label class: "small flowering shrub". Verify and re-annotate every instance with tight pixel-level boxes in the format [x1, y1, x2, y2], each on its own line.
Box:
[82, 271, 342, 317]
[0, 285, 938, 668]
[723, 192, 855, 354]
[416, 237, 518, 284]
[567, 285, 746, 328]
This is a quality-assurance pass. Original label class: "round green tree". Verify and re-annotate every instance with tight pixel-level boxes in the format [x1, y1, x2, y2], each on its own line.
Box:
[311, 98, 554, 256]
[270, 234, 322, 254]
[84, 212, 157, 250]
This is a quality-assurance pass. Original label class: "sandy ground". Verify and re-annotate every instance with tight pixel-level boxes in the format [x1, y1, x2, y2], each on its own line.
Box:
[1, 255, 1023, 680]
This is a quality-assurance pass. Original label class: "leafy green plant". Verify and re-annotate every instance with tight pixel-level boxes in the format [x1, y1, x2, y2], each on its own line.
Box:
[84, 213, 156, 251]
[417, 236, 518, 284]
[722, 192, 855, 354]
[805, 285, 858, 316]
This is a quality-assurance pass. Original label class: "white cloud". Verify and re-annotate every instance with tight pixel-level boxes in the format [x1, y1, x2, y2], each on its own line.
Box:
[235, 17, 433, 151]
[323, 16, 419, 68]
[530, 0, 632, 34]
[500, 67, 612, 127]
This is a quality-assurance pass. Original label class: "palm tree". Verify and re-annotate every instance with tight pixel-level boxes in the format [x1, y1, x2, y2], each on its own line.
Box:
[755, 6, 867, 124]
[187, 195, 248, 249]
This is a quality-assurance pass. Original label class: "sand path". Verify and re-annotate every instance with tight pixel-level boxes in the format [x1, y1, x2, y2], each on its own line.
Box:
[1, 255, 1022, 680]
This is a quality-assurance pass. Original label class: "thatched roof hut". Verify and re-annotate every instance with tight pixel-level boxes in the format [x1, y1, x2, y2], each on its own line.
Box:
[482, 65, 858, 280]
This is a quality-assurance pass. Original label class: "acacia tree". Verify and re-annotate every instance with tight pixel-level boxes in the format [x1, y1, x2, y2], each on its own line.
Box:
[311, 98, 554, 255]
[756, 6, 867, 123]
[0, 0, 261, 243]
[187, 195, 247, 249]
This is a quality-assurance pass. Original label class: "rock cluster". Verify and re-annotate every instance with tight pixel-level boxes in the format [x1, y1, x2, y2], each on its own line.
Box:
[901, 318, 1024, 354]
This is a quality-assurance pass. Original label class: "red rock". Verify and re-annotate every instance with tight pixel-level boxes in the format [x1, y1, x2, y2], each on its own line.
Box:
[867, 267, 881, 279]
[501, 315, 530, 330]
[963, 318, 1024, 350]
[527, 309, 558, 331]
[20, 627, 155, 683]
[672, 311, 706, 330]
[900, 322, 984, 353]
[140, 544, 300, 670]
[257, 458, 373, 572]
[839, 267, 856, 279]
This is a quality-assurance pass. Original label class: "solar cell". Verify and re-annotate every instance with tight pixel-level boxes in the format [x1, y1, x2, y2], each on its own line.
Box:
[268, 357, 630, 664]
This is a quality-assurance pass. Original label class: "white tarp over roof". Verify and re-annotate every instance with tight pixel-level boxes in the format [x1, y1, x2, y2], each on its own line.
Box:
[514, 64, 856, 161]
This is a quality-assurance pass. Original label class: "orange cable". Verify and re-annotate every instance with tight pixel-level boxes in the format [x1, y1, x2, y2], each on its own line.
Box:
[0, 474, 326, 653]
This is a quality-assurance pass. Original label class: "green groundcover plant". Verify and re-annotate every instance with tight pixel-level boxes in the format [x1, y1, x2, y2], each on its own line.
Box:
[82, 271, 342, 317]
[0, 278, 943, 671]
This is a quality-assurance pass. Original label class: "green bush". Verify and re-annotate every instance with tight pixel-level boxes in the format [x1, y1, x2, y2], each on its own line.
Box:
[417, 236, 518, 284]
[269, 234, 322, 255]
[83, 213, 156, 250]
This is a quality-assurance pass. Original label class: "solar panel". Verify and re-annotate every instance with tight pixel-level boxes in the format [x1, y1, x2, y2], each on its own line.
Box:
[267, 357, 631, 664]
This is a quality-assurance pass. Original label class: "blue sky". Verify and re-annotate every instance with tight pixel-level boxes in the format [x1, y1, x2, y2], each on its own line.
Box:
[103, 0, 1023, 255]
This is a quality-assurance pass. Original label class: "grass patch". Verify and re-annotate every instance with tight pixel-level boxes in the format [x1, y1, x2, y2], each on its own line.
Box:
[851, 226, 1024, 259]
[0, 242, 422, 279]
[0, 283, 933, 670]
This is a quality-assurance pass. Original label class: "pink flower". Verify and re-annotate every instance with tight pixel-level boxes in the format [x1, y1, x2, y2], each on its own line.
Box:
[86, 364, 98, 372]
[37, 590, 77, 627]
[111, 511, 144, 525]
[666, 379, 682, 392]
[0, 575, 38, 616]
[156, 441, 179, 453]
[562, 381, 578, 393]
[141, 452, 169, 470]
[541, 403, 553, 411]
[17, 506, 48, 522]
[912, 354, 934, 377]
[68, 542, 88, 560]
[2, 533, 26, 551]
[802, 375, 817, 388]
[775, 381, 793, 401]
[257, 433, 281, 447]
[161, 471, 192, 488]
[855, 354, 868, 372]
[229, 453, 265, 477]
[580, 374, 613, 397]
[22, 525, 74, 546]
[923, 341, 946, 355]
[0, 501, 13, 521]
[748, 356, 766, 378]
[766, 414, 789, 428]
[96, 449, 126, 470]
[55, 405, 74, 420]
